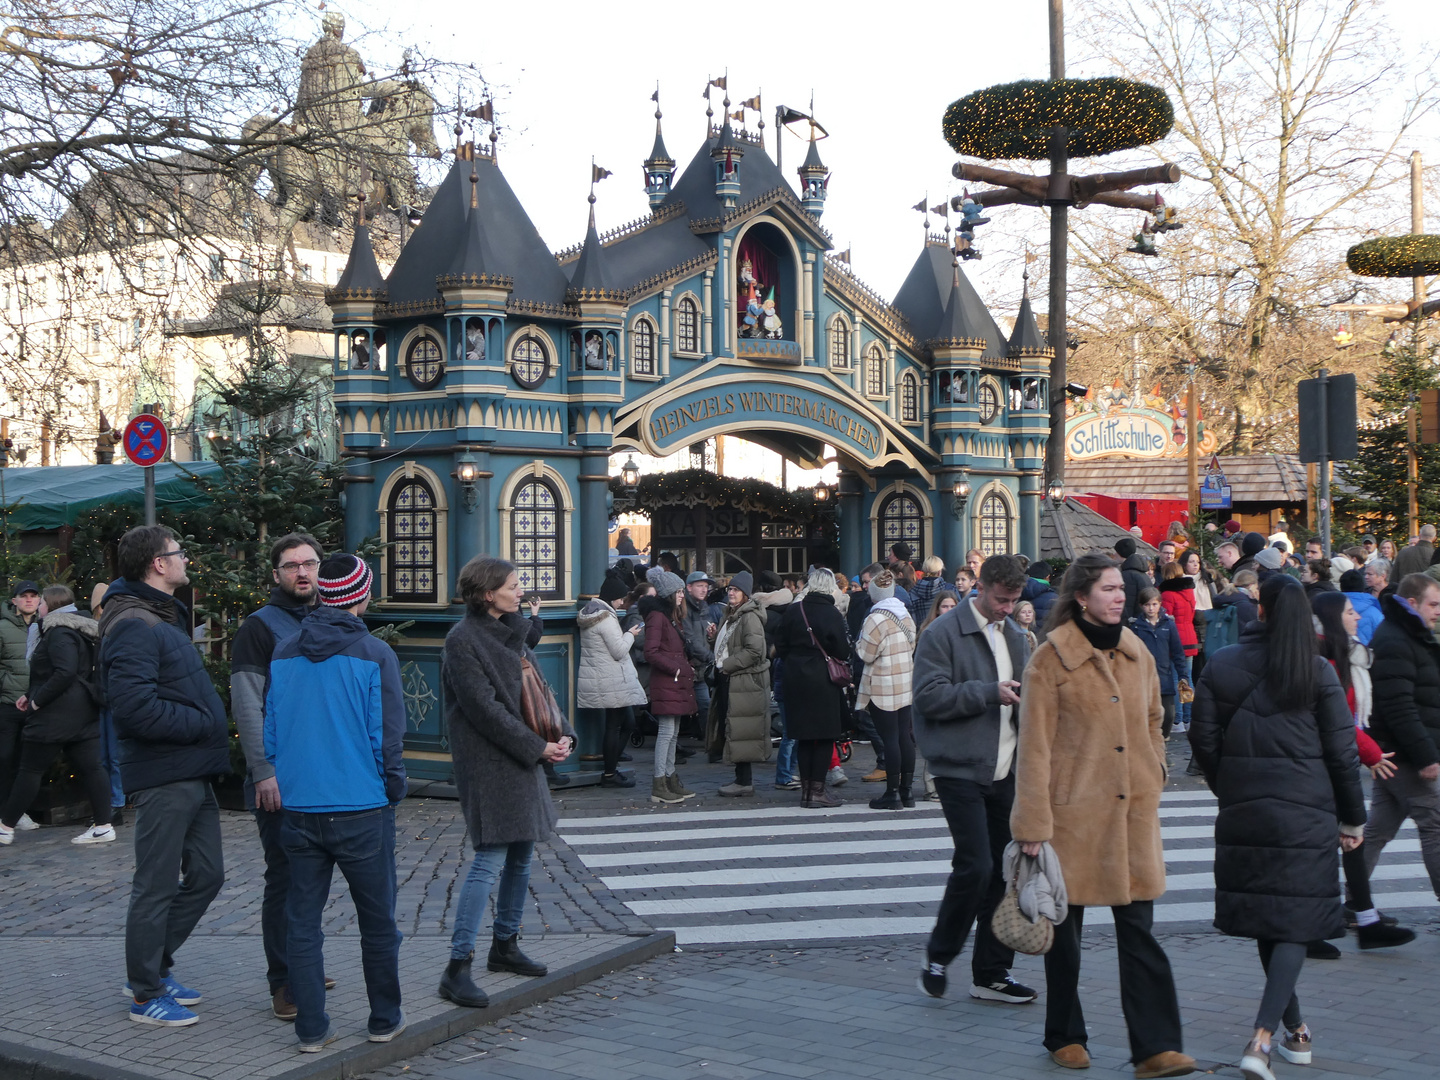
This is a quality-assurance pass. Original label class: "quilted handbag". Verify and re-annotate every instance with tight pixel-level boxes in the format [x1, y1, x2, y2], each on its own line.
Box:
[991, 884, 1055, 956]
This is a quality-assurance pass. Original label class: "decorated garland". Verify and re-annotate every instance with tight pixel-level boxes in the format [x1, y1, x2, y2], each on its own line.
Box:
[609, 469, 826, 521]
[943, 77, 1174, 160]
[1346, 235, 1440, 278]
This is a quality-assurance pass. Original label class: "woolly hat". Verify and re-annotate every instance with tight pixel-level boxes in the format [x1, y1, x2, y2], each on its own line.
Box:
[1241, 531, 1268, 557]
[1254, 547, 1285, 570]
[891, 541, 914, 562]
[1223, 519, 1242, 536]
[317, 554, 373, 608]
[599, 574, 628, 604]
[869, 568, 896, 602]
[1115, 536, 1138, 559]
[728, 571, 754, 598]
[1339, 568, 1365, 592]
[646, 567, 685, 599]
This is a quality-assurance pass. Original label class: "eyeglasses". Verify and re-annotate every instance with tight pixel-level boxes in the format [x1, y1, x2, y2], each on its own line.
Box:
[278, 559, 321, 574]
[157, 548, 188, 561]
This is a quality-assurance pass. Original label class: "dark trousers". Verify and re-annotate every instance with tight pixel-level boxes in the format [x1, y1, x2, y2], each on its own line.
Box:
[126, 780, 225, 1000]
[255, 807, 291, 993]
[1, 737, 111, 828]
[283, 806, 402, 1043]
[1161, 695, 1176, 739]
[1342, 844, 1372, 911]
[0, 715, 22, 811]
[852, 707, 886, 771]
[868, 704, 915, 789]
[796, 739, 832, 784]
[602, 707, 634, 774]
[927, 773, 1016, 983]
[1255, 939, 1305, 1034]
[1043, 901, 1184, 1064]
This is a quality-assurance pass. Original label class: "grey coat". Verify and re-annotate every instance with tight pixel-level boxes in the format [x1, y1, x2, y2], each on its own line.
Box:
[444, 611, 573, 847]
[576, 599, 647, 710]
[912, 599, 1031, 782]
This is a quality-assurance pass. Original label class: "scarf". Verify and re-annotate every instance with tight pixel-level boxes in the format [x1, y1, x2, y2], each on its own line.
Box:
[1076, 614, 1123, 651]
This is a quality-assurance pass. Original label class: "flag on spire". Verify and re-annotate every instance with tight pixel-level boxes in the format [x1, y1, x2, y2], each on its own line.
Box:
[592, 164, 612, 183]
[911, 199, 927, 213]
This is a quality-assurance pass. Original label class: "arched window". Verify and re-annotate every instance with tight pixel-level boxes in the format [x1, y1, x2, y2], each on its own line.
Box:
[900, 371, 919, 424]
[978, 492, 1011, 557]
[675, 296, 700, 354]
[864, 343, 885, 397]
[878, 491, 924, 563]
[632, 318, 656, 376]
[512, 478, 562, 597]
[511, 335, 548, 389]
[388, 477, 438, 603]
[829, 317, 850, 368]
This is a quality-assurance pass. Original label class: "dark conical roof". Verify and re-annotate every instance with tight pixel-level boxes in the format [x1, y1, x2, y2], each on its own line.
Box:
[386, 151, 568, 307]
[800, 132, 826, 172]
[568, 202, 619, 298]
[712, 119, 743, 156]
[892, 244, 1005, 353]
[443, 172, 503, 282]
[646, 116, 673, 167]
[1008, 287, 1051, 355]
[330, 219, 386, 299]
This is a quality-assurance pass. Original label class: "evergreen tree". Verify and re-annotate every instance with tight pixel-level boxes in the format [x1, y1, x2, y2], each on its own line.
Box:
[1339, 333, 1440, 538]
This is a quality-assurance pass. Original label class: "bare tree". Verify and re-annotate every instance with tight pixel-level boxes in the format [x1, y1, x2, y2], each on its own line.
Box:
[1060, 0, 1435, 451]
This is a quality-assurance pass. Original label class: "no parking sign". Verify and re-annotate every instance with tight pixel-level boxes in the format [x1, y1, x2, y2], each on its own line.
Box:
[123, 414, 169, 467]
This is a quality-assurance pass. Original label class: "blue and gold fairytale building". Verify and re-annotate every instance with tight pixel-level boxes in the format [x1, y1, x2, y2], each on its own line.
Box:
[325, 106, 1053, 777]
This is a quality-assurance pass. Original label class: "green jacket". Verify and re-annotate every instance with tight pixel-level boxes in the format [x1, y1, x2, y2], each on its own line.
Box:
[0, 602, 31, 708]
[710, 598, 772, 764]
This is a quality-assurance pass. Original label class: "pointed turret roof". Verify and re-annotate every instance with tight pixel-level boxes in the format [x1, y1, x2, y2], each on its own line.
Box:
[934, 261, 988, 347]
[437, 170, 509, 289]
[329, 216, 386, 301]
[1008, 282, 1052, 357]
[567, 198, 621, 300]
[892, 243, 1005, 353]
[646, 113, 673, 167]
[800, 131, 826, 172]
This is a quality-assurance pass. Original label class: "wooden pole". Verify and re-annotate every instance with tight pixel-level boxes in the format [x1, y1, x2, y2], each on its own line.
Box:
[1045, 0, 1069, 496]
[1410, 150, 1423, 537]
[1186, 372, 1198, 531]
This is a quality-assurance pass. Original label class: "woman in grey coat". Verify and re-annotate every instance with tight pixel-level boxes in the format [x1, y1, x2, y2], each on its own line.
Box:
[438, 556, 574, 1009]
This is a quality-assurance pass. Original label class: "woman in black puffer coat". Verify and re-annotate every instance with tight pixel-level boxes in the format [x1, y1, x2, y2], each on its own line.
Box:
[775, 568, 851, 808]
[1191, 575, 1366, 1079]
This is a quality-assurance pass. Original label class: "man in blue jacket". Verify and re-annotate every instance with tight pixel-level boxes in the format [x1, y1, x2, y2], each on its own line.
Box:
[266, 553, 407, 1053]
[99, 525, 229, 1028]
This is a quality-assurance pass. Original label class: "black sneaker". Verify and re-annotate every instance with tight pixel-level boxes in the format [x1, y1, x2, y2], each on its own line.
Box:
[969, 977, 1038, 1003]
[918, 960, 947, 998]
[1305, 940, 1341, 960]
[1356, 921, 1417, 949]
[599, 772, 636, 788]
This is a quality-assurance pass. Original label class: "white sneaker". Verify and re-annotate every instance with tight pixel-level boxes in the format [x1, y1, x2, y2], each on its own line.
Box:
[827, 766, 848, 787]
[0, 822, 13, 845]
[72, 824, 117, 845]
[15, 813, 40, 830]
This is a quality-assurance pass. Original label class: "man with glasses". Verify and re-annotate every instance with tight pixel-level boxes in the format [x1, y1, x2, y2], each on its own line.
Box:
[231, 533, 325, 1021]
[98, 525, 229, 1027]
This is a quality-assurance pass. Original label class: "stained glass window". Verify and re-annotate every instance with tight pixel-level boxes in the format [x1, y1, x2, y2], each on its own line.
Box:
[406, 336, 443, 389]
[901, 371, 919, 423]
[633, 319, 655, 375]
[830, 317, 850, 368]
[513, 478, 562, 597]
[979, 492, 1011, 557]
[676, 297, 700, 353]
[977, 380, 1000, 424]
[388, 478, 438, 603]
[865, 344, 885, 397]
[878, 492, 923, 563]
[512, 336, 547, 388]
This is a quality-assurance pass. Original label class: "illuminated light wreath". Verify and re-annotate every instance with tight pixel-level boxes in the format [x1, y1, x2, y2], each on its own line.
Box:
[1346, 235, 1440, 278]
[943, 78, 1174, 160]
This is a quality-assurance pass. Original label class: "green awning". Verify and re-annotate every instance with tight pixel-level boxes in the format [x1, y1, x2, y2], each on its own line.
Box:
[0, 462, 222, 531]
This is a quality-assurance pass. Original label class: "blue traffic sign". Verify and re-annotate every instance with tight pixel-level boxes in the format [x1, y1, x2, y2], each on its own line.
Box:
[123, 414, 169, 467]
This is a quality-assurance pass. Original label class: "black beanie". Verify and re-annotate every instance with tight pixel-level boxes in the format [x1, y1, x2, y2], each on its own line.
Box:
[1115, 536, 1137, 559]
[1241, 531, 1267, 557]
[599, 575, 628, 603]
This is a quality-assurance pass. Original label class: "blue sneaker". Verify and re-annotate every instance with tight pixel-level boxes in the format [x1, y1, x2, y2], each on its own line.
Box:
[122, 975, 202, 1006]
[130, 994, 199, 1027]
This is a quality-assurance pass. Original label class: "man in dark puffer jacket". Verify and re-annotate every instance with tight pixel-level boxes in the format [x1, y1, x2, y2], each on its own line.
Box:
[100, 525, 230, 1028]
[1364, 574, 1440, 899]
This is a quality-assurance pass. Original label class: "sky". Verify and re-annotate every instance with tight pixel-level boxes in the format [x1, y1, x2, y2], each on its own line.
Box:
[324, 0, 1440, 318]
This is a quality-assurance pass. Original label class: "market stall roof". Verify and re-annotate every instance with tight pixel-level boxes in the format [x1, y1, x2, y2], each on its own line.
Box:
[1041, 497, 1160, 563]
[0, 462, 221, 531]
[1064, 454, 1308, 504]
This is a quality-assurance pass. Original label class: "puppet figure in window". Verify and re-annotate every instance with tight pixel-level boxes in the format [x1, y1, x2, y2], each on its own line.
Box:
[351, 332, 370, 369]
[761, 289, 783, 338]
[465, 320, 485, 362]
[1023, 378, 1040, 410]
[584, 330, 606, 370]
[952, 375, 969, 403]
[742, 282, 764, 338]
[739, 256, 756, 291]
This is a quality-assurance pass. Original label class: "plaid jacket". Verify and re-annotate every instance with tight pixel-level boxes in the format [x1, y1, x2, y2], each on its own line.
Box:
[855, 606, 916, 711]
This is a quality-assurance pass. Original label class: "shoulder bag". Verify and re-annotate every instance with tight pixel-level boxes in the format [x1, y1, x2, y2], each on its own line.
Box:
[519, 656, 566, 743]
[798, 602, 852, 688]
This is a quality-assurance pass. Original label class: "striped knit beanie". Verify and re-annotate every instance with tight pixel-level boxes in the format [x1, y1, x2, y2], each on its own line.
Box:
[318, 553, 373, 607]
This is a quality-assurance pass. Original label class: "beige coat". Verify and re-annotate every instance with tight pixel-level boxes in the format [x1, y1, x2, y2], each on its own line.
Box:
[1010, 618, 1168, 907]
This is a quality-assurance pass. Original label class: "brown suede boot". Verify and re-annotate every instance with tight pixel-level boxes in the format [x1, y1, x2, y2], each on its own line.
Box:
[810, 781, 842, 808]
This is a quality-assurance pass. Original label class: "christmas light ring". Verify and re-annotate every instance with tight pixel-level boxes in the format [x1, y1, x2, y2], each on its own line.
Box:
[943, 78, 1174, 160]
[1346, 235, 1440, 278]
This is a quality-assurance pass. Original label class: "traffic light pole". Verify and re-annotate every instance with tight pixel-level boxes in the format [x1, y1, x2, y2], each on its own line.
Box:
[1317, 369, 1331, 557]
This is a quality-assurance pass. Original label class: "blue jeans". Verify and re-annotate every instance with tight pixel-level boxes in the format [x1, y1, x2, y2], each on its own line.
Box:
[450, 841, 534, 960]
[773, 660, 797, 784]
[282, 807, 402, 1042]
[97, 707, 124, 809]
[254, 807, 290, 993]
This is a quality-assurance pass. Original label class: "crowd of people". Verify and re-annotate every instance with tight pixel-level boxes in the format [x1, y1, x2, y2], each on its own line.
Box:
[2, 515, 1438, 1072]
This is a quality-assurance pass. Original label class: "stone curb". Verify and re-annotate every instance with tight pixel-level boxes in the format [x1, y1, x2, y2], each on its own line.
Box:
[0, 930, 676, 1080]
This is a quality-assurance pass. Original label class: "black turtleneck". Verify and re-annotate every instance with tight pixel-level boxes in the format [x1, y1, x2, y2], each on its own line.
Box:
[1076, 614, 1123, 651]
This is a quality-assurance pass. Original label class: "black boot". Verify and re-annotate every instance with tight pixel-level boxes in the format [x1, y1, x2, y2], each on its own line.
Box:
[869, 776, 903, 810]
[898, 772, 915, 809]
[438, 952, 489, 1007]
[488, 933, 548, 977]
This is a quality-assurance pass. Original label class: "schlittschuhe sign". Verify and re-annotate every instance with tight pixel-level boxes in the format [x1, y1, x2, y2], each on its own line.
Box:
[1065, 407, 1186, 462]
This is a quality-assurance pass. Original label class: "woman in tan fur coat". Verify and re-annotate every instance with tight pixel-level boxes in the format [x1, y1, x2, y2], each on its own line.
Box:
[1012, 553, 1194, 1080]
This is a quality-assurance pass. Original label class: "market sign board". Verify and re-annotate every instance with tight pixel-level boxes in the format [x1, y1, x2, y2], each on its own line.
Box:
[1066, 409, 1172, 461]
